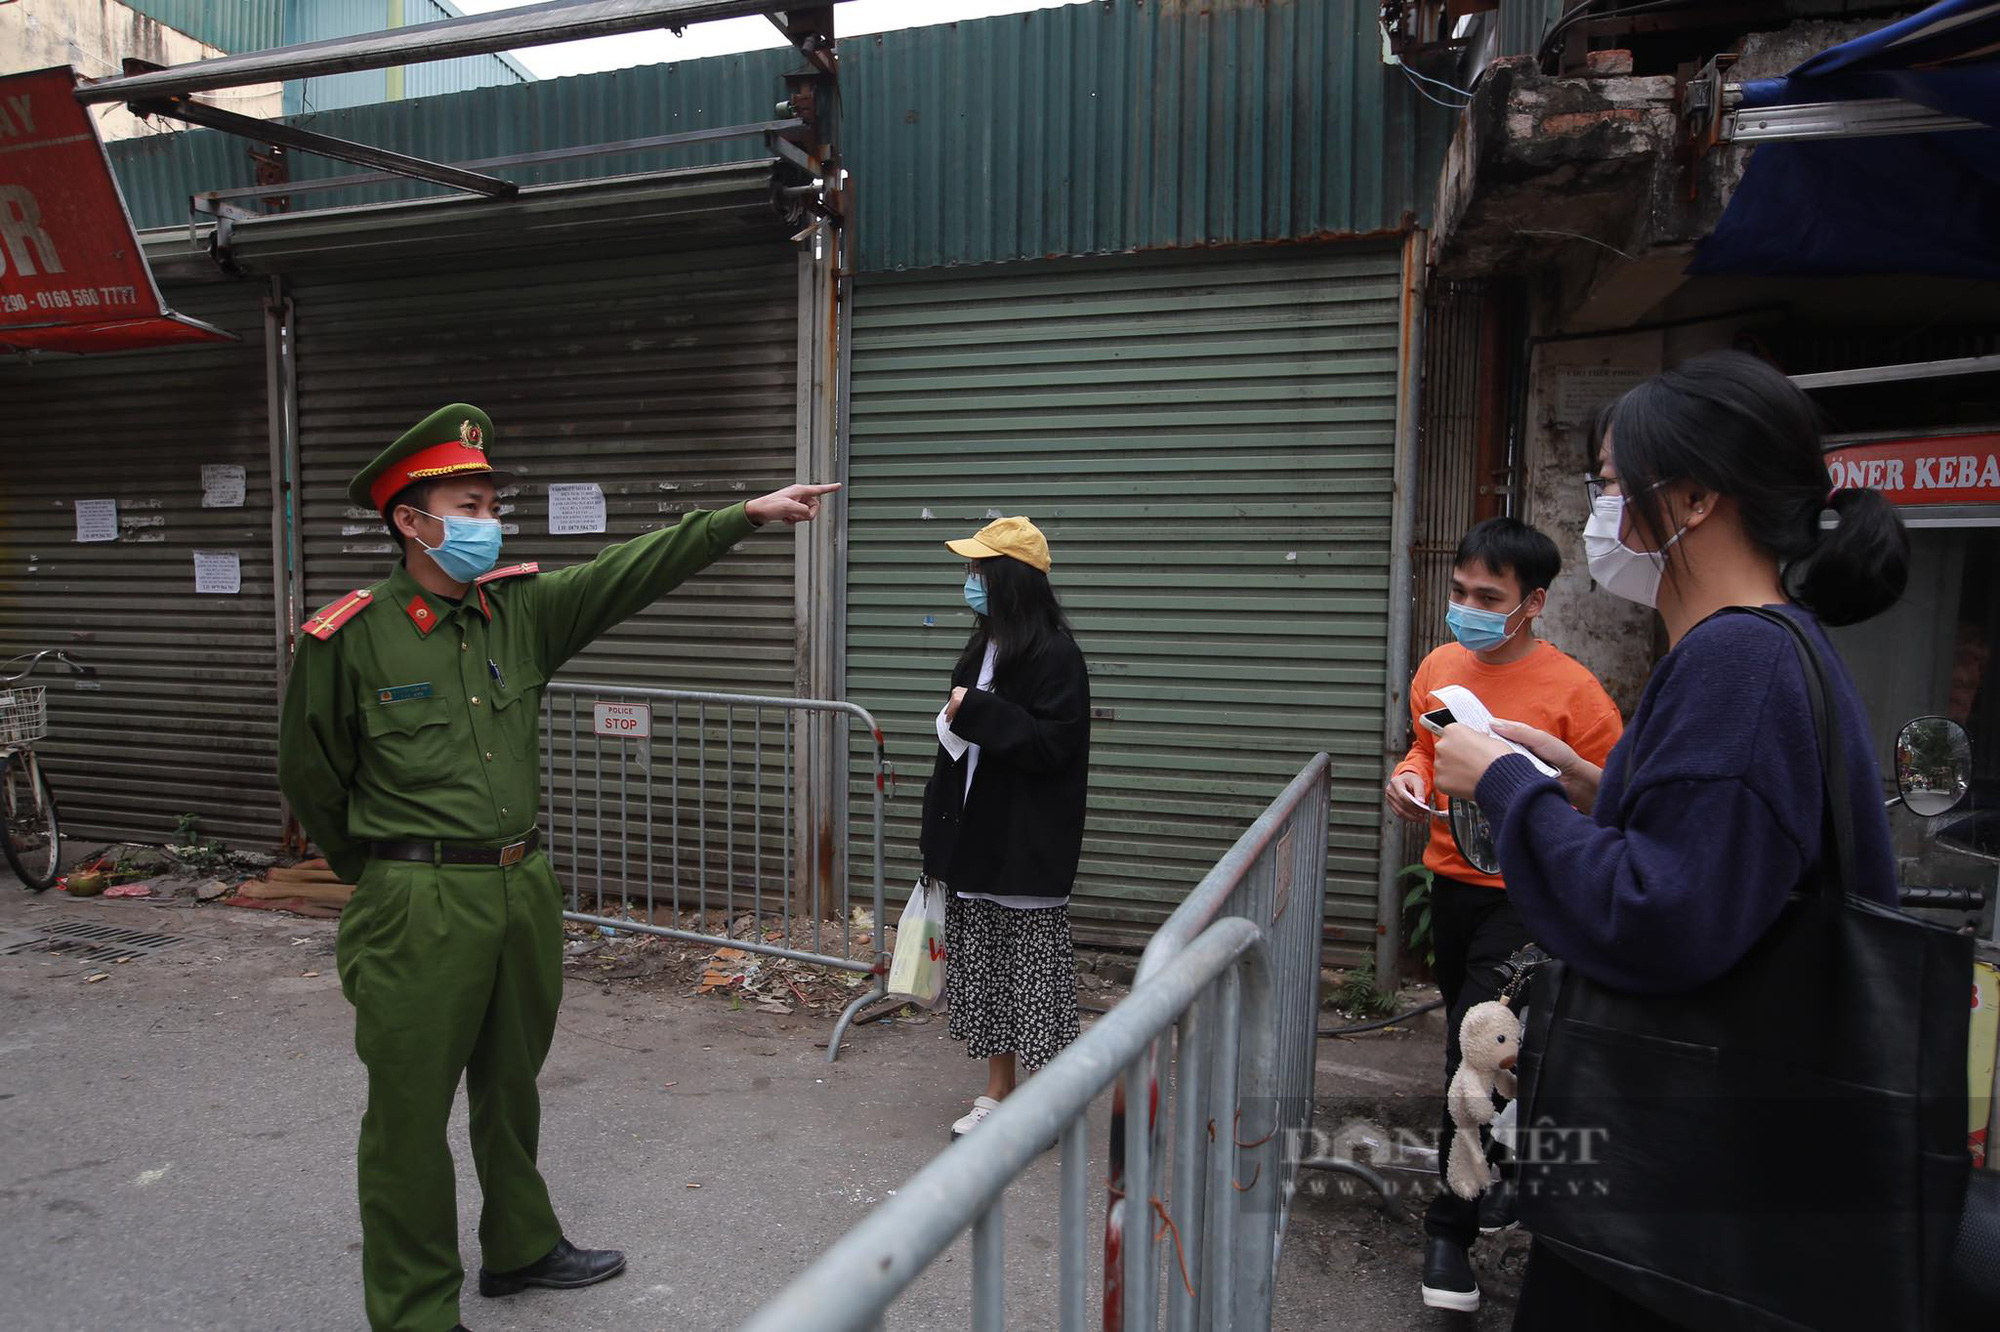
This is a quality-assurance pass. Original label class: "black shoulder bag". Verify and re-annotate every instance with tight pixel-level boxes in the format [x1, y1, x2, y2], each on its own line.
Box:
[1513, 607, 1973, 1331]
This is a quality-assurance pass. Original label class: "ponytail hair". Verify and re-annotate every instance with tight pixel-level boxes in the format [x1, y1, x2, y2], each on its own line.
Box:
[1788, 485, 1909, 627]
[1605, 350, 1909, 627]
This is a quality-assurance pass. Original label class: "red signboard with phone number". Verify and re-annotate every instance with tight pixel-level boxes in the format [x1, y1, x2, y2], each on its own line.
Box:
[0, 66, 233, 354]
[1826, 433, 2000, 509]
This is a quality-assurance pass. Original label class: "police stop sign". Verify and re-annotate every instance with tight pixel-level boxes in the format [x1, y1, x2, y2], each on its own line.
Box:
[592, 702, 653, 739]
[0, 66, 233, 353]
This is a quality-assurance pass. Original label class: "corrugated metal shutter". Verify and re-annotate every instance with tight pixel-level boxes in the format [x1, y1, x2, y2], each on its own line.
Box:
[0, 282, 282, 846]
[290, 240, 800, 695]
[284, 227, 804, 900]
[846, 246, 1403, 956]
[221, 166, 788, 273]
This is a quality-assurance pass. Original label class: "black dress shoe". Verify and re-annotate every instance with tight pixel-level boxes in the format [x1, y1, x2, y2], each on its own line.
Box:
[477, 1238, 628, 1297]
[1420, 1235, 1480, 1313]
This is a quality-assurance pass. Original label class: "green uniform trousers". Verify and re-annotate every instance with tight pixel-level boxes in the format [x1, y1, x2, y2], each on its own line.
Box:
[336, 851, 565, 1332]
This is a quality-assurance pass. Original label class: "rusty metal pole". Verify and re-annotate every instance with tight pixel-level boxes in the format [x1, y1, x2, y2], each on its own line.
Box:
[1474, 288, 1509, 522]
[1377, 229, 1429, 989]
[265, 276, 301, 849]
[264, 278, 289, 710]
[796, 226, 842, 921]
[782, 22, 847, 923]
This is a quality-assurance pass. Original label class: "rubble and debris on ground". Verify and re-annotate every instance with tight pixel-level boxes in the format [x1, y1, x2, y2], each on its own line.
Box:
[56, 840, 276, 903]
[50, 840, 348, 918]
[559, 907, 1140, 1022]
[560, 905, 888, 1015]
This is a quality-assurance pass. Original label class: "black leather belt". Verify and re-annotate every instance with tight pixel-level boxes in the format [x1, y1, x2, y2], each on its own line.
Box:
[369, 829, 540, 867]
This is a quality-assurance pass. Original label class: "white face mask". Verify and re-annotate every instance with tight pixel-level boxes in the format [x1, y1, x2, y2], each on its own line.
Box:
[1583, 493, 1686, 608]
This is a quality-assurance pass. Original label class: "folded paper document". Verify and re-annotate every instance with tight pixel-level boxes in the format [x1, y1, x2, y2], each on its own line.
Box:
[1430, 684, 1563, 780]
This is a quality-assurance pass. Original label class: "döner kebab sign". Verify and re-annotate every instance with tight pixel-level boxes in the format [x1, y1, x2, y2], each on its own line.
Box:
[1827, 433, 2000, 509]
[0, 66, 233, 354]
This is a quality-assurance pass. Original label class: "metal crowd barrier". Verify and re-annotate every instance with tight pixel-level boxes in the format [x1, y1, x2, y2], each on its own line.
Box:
[739, 754, 1336, 1332]
[740, 916, 1280, 1332]
[540, 682, 888, 1061]
[1126, 752, 1332, 1321]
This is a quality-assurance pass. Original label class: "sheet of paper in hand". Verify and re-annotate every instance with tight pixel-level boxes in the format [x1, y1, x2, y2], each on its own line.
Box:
[935, 707, 970, 762]
[1429, 684, 1562, 779]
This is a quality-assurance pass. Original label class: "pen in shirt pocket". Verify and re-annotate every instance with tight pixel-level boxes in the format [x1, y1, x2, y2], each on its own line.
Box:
[488, 659, 507, 692]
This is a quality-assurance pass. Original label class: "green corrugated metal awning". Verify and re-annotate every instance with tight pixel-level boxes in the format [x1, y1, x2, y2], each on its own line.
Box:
[846, 244, 1405, 956]
[844, 0, 1449, 270]
[105, 0, 1454, 271]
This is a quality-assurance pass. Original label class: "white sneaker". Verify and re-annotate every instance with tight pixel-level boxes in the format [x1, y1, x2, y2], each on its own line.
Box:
[951, 1095, 1001, 1139]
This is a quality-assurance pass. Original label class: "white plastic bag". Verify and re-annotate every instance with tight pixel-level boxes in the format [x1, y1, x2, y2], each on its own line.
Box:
[887, 878, 947, 1008]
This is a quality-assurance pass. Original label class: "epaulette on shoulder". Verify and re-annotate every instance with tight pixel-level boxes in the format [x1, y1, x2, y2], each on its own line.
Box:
[301, 588, 377, 641]
[476, 562, 541, 585]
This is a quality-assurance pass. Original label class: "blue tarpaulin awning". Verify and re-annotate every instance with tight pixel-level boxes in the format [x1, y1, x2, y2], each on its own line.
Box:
[1691, 0, 2000, 279]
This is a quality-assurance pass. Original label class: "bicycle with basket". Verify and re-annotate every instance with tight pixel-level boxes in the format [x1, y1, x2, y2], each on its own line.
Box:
[0, 649, 94, 890]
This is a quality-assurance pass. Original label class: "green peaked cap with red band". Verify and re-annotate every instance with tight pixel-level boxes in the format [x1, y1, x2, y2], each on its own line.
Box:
[348, 403, 513, 511]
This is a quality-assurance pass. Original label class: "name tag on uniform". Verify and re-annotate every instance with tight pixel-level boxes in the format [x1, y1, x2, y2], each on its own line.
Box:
[377, 682, 435, 705]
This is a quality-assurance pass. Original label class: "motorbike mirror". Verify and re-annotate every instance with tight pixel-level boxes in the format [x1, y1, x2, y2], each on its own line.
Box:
[1893, 716, 1971, 818]
[1448, 797, 1504, 876]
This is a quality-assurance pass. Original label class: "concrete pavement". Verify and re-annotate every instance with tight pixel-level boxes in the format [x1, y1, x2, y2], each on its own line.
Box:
[0, 879, 1517, 1331]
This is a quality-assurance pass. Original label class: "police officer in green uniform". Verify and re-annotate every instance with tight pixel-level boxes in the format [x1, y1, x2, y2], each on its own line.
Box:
[277, 404, 836, 1332]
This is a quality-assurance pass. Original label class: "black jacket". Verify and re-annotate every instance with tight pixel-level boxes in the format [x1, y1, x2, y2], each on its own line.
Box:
[919, 631, 1091, 900]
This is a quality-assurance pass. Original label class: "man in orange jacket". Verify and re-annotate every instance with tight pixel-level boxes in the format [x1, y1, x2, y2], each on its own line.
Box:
[1386, 517, 1622, 1315]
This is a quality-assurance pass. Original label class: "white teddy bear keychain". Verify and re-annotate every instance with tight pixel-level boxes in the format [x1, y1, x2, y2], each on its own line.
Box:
[1445, 996, 1523, 1201]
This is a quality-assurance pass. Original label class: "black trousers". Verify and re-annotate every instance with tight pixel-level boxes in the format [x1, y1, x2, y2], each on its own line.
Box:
[1423, 875, 1530, 1246]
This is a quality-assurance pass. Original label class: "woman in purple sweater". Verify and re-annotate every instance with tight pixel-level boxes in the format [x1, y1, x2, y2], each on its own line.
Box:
[1433, 351, 1909, 1327]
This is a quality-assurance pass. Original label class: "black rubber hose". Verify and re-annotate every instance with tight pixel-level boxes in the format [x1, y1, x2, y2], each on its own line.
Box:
[1319, 997, 1445, 1038]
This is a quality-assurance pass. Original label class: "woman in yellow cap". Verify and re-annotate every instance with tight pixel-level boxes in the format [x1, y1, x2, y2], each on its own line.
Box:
[922, 516, 1092, 1138]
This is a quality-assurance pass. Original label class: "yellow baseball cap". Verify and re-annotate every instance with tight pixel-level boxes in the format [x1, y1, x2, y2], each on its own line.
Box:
[947, 516, 1051, 573]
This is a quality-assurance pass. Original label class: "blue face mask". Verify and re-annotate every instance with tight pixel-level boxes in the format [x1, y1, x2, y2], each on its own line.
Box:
[416, 510, 504, 583]
[1446, 599, 1524, 653]
[963, 573, 989, 617]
